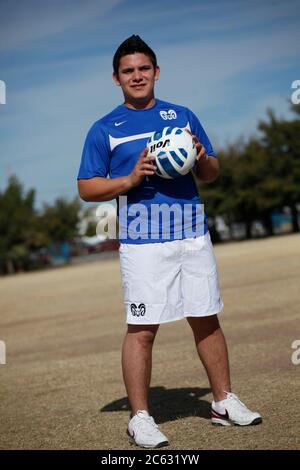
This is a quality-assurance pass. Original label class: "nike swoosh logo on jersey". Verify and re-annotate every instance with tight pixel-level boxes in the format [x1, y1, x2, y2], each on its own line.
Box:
[109, 122, 191, 151]
[115, 121, 127, 126]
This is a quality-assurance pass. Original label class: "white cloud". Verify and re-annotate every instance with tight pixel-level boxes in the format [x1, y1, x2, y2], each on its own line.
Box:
[156, 23, 299, 105]
[212, 94, 294, 148]
[0, 0, 123, 52]
[109, 0, 300, 38]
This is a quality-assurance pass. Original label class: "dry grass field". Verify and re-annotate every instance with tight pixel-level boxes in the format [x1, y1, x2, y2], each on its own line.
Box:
[0, 234, 300, 450]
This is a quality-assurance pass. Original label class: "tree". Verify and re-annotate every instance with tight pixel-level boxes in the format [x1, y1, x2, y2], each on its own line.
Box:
[85, 221, 98, 237]
[0, 176, 36, 273]
[258, 108, 300, 232]
[0, 176, 82, 274]
[233, 138, 283, 237]
[196, 104, 300, 238]
[196, 139, 263, 239]
[39, 197, 81, 242]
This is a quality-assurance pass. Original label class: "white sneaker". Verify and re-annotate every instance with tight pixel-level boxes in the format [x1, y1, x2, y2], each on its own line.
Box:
[127, 410, 169, 448]
[211, 392, 262, 426]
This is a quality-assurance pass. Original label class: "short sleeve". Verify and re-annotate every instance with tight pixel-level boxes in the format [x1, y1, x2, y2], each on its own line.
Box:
[77, 121, 110, 179]
[187, 110, 216, 157]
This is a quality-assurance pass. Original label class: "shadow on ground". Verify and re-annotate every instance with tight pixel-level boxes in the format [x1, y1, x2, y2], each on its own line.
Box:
[100, 386, 211, 423]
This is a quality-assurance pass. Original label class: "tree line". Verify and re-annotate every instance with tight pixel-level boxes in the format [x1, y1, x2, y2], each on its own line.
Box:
[196, 105, 300, 239]
[0, 177, 80, 274]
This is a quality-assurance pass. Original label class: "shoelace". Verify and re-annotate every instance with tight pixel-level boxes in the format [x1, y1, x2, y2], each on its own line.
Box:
[135, 412, 159, 434]
[225, 392, 246, 408]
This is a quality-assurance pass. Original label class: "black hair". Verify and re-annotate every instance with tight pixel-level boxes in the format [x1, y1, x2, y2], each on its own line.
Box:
[113, 35, 157, 74]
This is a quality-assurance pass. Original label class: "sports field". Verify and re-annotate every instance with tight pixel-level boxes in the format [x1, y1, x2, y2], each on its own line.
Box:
[0, 234, 299, 450]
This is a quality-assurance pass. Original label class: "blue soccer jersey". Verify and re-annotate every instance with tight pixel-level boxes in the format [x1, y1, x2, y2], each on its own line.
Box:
[77, 99, 216, 244]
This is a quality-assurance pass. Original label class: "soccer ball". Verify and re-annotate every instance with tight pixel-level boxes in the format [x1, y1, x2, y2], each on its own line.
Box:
[146, 126, 197, 179]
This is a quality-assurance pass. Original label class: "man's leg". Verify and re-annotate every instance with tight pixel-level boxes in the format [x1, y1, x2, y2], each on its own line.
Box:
[187, 314, 231, 401]
[122, 324, 159, 416]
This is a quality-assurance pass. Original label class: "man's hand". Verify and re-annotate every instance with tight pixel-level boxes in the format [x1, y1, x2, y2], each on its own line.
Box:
[185, 129, 208, 162]
[185, 129, 219, 182]
[77, 148, 157, 202]
[128, 148, 157, 188]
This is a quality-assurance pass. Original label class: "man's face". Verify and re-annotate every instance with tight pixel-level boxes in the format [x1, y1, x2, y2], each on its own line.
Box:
[113, 53, 160, 106]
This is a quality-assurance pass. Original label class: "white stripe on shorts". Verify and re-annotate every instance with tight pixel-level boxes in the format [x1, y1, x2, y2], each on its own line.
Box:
[119, 232, 224, 325]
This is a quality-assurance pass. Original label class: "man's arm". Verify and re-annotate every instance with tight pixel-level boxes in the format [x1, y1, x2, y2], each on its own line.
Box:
[193, 154, 220, 183]
[78, 149, 156, 202]
[190, 132, 220, 183]
[78, 175, 132, 202]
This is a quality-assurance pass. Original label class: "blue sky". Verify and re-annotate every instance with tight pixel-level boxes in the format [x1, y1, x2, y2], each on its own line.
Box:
[0, 0, 299, 208]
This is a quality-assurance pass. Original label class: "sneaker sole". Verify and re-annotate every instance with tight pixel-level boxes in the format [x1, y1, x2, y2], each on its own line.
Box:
[127, 430, 169, 449]
[212, 417, 262, 426]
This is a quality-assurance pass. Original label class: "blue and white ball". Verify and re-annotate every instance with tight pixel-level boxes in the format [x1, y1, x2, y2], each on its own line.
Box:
[147, 127, 197, 179]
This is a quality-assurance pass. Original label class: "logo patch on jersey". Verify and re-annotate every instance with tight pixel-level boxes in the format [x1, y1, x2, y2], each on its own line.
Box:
[160, 110, 177, 120]
[115, 120, 127, 127]
[130, 303, 146, 317]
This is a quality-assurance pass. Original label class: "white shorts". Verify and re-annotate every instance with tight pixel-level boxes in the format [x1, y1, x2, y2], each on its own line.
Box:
[119, 232, 224, 325]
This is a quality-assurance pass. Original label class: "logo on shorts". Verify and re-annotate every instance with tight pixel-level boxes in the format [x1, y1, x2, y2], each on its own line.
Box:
[130, 303, 146, 317]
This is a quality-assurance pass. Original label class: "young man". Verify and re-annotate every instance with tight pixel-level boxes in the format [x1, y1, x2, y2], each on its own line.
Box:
[77, 35, 262, 449]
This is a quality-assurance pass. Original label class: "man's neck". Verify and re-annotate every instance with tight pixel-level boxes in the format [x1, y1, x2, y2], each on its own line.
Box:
[124, 97, 156, 110]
